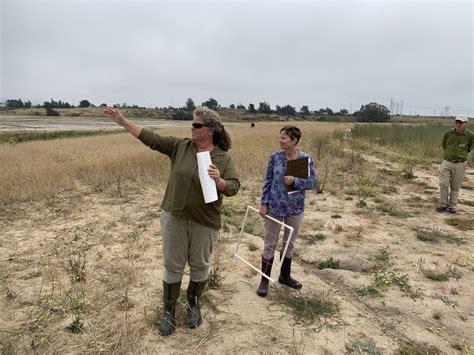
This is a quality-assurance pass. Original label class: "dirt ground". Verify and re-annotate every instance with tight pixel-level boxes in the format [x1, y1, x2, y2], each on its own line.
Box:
[1, 154, 473, 354]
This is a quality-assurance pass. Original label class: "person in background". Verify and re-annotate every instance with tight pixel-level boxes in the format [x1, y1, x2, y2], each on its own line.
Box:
[436, 114, 473, 213]
[257, 125, 317, 297]
[104, 106, 240, 336]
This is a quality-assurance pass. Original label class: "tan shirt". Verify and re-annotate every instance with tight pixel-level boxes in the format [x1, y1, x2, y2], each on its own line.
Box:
[138, 128, 240, 229]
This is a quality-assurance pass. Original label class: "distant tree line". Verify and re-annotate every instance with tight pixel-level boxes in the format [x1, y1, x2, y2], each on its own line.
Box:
[5, 96, 391, 122]
[5, 99, 32, 108]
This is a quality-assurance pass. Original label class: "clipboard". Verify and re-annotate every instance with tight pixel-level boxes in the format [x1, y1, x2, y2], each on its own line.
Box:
[286, 156, 309, 192]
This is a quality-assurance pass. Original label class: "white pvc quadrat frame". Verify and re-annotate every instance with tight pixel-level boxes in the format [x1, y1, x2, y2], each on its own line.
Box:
[233, 205, 294, 283]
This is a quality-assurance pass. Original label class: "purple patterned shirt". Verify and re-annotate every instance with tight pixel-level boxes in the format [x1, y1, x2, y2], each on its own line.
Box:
[260, 150, 317, 217]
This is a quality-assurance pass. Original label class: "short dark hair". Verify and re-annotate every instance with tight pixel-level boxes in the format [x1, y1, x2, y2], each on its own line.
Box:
[280, 125, 301, 144]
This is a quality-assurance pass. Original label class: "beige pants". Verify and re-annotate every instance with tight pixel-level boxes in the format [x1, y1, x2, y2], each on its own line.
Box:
[439, 160, 466, 208]
[262, 212, 304, 260]
[160, 211, 218, 284]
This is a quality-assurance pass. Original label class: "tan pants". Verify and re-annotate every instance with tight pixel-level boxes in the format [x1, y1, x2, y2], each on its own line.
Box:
[160, 211, 218, 284]
[262, 212, 304, 260]
[439, 160, 466, 208]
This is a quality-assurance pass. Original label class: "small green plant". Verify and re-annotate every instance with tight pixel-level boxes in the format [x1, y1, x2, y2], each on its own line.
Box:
[55, 237, 87, 283]
[247, 242, 259, 252]
[272, 288, 339, 324]
[242, 213, 260, 234]
[300, 232, 327, 245]
[345, 339, 383, 355]
[243, 223, 254, 234]
[445, 217, 473, 231]
[355, 285, 381, 298]
[127, 230, 140, 241]
[357, 176, 377, 198]
[314, 233, 327, 241]
[373, 246, 391, 264]
[221, 203, 242, 227]
[65, 316, 84, 334]
[373, 270, 410, 292]
[418, 258, 462, 281]
[376, 203, 411, 218]
[318, 257, 340, 270]
[416, 227, 464, 245]
[396, 342, 441, 354]
[356, 199, 367, 208]
[331, 213, 342, 219]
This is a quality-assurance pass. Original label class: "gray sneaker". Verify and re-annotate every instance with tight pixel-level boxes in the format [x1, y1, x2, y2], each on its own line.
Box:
[447, 207, 457, 213]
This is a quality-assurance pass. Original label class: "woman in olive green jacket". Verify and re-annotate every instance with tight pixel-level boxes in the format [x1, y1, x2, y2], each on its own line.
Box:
[104, 106, 240, 336]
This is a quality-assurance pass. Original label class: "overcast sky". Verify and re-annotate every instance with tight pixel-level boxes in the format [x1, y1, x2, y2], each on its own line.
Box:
[1, 0, 473, 116]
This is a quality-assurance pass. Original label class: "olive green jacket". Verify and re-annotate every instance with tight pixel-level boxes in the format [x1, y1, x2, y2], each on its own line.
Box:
[442, 128, 473, 162]
[138, 128, 240, 229]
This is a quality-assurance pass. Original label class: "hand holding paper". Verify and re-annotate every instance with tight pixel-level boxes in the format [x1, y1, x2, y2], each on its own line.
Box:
[196, 151, 218, 203]
[207, 164, 220, 180]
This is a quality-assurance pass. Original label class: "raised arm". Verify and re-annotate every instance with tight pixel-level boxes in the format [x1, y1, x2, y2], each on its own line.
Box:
[103, 107, 142, 138]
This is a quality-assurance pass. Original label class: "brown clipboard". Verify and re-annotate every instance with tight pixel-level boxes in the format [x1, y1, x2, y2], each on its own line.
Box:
[286, 156, 309, 192]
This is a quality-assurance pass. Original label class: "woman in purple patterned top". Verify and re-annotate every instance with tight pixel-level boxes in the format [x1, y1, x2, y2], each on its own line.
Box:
[257, 125, 317, 297]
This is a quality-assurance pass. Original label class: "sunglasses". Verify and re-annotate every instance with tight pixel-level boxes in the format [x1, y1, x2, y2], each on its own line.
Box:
[192, 123, 209, 129]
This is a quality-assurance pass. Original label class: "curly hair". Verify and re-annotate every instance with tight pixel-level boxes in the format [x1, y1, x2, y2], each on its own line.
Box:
[193, 106, 233, 151]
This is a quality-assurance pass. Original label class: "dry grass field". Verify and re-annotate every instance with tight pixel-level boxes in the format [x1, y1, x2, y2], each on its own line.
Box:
[1, 120, 473, 354]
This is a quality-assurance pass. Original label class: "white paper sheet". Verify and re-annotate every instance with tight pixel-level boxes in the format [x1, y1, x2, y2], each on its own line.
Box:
[196, 151, 218, 203]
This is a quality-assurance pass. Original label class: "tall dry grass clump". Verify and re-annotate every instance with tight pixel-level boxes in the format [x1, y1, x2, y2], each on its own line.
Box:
[0, 122, 349, 205]
[0, 133, 168, 204]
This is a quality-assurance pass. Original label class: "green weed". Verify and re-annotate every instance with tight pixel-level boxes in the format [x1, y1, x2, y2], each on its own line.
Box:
[445, 217, 473, 231]
[376, 203, 411, 218]
[357, 176, 377, 198]
[318, 257, 340, 270]
[355, 285, 381, 298]
[65, 316, 84, 334]
[345, 339, 383, 355]
[356, 199, 367, 208]
[418, 258, 462, 281]
[272, 288, 339, 324]
[433, 293, 458, 307]
[396, 342, 441, 354]
[369, 246, 391, 270]
[373, 270, 410, 292]
[301, 232, 327, 245]
[416, 227, 465, 245]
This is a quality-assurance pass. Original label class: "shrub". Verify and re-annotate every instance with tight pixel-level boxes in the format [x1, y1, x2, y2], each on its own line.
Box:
[318, 257, 340, 270]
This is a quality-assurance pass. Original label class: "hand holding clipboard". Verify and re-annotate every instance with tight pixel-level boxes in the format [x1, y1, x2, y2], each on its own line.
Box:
[286, 156, 309, 192]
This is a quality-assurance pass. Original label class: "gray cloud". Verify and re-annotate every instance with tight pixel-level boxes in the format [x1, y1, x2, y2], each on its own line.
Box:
[1, 0, 472, 115]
